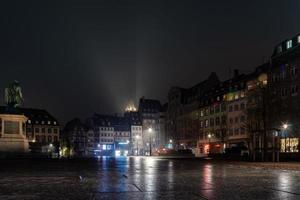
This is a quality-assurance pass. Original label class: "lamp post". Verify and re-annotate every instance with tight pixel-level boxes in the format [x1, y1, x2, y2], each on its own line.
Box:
[169, 139, 173, 149]
[282, 123, 288, 153]
[135, 135, 140, 156]
[148, 128, 152, 156]
[207, 134, 211, 154]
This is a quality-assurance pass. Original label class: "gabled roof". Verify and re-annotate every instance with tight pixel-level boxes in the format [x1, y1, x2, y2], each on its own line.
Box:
[124, 111, 142, 125]
[0, 106, 59, 126]
[89, 114, 131, 131]
[138, 98, 162, 113]
[64, 118, 86, 132]
[272, 33, 300, 58]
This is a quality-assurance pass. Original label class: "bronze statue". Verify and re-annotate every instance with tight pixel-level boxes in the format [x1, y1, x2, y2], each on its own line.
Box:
[4, 80, 23, 108]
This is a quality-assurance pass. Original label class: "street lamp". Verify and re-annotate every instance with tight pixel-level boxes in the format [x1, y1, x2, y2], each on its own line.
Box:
[207, 134, 211, 154]
[135, 135, 140, 156]
[282, 123, 289, 153]
[148, 128, 152, 156]
[169, 139, 173, 149]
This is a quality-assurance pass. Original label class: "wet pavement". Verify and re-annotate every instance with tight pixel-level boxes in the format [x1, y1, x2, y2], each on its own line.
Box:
[0, 157, 300, 199]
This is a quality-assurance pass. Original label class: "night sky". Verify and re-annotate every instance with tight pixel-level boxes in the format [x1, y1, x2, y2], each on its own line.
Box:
[0, 0, 299, 124]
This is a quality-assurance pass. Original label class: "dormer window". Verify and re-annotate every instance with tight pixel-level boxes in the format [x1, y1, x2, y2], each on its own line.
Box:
[286, 40, 292, 49]
[298, 35, 300, 43]
[28, 120, 31, 124]
[277, 45, 282, 53]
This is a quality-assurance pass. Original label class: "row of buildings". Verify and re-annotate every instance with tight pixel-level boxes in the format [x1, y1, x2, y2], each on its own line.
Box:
[62, 33, 300, 160]
[11, 33, 298, 160]
[166, 33, 300, 160]
[61, 97, 168, 157]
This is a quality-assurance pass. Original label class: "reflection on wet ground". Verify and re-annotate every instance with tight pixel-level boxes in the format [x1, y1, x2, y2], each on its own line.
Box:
[0, 157, 300, 199]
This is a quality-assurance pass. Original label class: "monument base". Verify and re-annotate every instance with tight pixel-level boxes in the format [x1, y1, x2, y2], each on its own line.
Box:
[0, 113, 29, 153]
[0, 136, 29, 152]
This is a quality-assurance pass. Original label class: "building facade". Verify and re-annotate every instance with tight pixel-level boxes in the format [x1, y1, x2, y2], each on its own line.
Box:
[124, 111, 143, 155]
[61, 118, 87, 157]
[268, 33, 300, 155]
[138, 97, 163, 155]
[0, 107, 60, 154]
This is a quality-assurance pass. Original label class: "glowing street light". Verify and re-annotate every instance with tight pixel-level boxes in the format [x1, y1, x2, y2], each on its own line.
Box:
[207, 134, 212, 154]
[283, 123, 288, 130]
[169, 139, 173, 143]
[135, 135, 140, 156]
[148, 128, 153, 156]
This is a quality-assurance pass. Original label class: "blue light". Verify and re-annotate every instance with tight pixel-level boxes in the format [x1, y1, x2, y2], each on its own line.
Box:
[119, 142, 128, 145]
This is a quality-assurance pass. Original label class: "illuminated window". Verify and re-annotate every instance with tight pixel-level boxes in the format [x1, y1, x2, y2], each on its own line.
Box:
[298, 35, 300, 43]
[227, 94, 233, 101]
[240, 91, 245, 98]
[205, 120, 209, 127]
[281, 138, 299, 152]
[200, 110, 204, 117]
[263, 80, 268, 85]
[286, 40, 292, 49]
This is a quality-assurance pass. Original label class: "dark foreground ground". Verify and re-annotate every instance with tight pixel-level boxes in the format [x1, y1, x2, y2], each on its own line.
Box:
[1, 157, 300, 200]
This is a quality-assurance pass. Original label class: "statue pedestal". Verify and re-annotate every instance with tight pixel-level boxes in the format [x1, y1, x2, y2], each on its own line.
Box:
[0, 114, 29, 153]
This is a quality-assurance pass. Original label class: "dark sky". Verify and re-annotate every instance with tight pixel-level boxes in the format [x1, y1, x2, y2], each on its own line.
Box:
[0, 0, 299, 123]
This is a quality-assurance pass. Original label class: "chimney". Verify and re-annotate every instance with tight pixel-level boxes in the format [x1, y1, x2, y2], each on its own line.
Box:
[233, 69, 239, 78]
